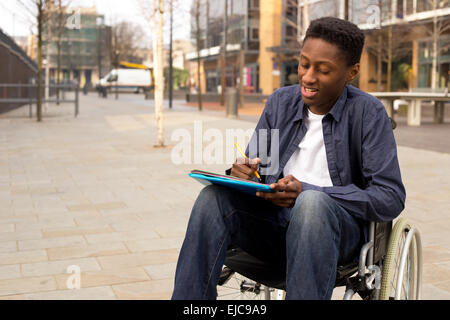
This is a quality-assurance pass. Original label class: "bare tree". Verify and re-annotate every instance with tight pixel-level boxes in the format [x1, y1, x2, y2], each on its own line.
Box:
[111, 22, 120, 99]
[191, 0, 203, 111]
[26, 0, 67, 120]
[109, 20, 145, 99]
[110, 21, 145, 64]
[420, 0, 450, 89]
[376, 0, 449, 90]
[52, 0, 71, 105]
[34, 0, 48, 122]
[355, 0, 412, 91]
[139, 0, 193, 147]
[220, 0, 227, 106]
[153, 0, 165, 147]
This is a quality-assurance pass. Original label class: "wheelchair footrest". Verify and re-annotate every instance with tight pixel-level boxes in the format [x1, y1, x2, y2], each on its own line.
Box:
[218, 266, 235, 286]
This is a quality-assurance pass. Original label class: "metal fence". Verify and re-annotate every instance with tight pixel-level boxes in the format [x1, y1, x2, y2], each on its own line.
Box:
[0, 82, 80, 118]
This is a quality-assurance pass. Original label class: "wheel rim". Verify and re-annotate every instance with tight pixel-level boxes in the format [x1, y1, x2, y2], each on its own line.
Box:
[390, 228, 417, 299]
[379, 218, 421, 300]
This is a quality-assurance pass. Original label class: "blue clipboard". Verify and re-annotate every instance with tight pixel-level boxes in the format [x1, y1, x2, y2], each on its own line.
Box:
[189, 172, 274, 196]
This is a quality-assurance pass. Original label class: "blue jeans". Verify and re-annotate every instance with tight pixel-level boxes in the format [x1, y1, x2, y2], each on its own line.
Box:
[171, 185, 363, 300]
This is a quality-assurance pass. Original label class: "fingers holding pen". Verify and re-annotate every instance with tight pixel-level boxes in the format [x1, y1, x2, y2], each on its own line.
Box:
[231, 157, 261, 180]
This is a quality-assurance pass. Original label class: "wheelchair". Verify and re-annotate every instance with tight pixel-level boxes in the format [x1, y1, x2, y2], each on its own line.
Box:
[217, 218, 423, 300]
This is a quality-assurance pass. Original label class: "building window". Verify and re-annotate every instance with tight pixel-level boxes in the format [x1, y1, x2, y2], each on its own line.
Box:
[286, 26, 296, 38]
[251, 28, 259, 40]
[397, 0, 404, 18]
[286, 1, 297, 20]
[250, 0, 259, 9]
[405, 0, 415, 15]
[417, 0, 433, 13]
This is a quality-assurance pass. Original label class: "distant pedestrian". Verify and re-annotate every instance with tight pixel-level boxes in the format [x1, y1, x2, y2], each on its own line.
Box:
[83, 82, 89, 95]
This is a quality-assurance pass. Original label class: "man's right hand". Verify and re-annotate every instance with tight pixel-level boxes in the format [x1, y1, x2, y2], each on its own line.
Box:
[230, 157, 261, 180]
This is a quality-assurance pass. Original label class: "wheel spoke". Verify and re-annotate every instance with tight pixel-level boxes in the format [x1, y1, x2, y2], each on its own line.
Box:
[390, 230, 408, 299]
[217, 272, 265, 300]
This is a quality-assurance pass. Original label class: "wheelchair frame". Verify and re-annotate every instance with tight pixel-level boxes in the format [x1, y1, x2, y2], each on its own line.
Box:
[342, 219, 422, 300]
[218, 219, 423, 300]
[218, 117, 422, 300]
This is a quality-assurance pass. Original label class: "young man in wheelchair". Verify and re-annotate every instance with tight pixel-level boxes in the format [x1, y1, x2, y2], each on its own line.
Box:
[172, 17, 406, 300]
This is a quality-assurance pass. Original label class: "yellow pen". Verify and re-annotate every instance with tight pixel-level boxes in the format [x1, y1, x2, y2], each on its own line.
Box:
[234, 142, 261, 181]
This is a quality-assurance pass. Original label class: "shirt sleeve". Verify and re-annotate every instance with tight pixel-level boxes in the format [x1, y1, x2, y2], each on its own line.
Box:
[244, 94, 277, 184]
[302, 106, 406, 223]
[225, 96, 276, 180]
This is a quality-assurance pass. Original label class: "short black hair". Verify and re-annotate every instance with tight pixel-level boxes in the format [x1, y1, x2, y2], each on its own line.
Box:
[304, 17, 365, 66]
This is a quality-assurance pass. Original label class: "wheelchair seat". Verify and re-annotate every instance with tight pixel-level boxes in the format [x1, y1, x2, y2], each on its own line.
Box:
[220, 221, 394, 298]
[222, 247, 286, 290]
[222, 247, 360, 291]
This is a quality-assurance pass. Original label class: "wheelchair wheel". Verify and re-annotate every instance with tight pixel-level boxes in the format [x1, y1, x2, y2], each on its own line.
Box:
[217, 267, 274, 300]
[379, 218, 422, 300]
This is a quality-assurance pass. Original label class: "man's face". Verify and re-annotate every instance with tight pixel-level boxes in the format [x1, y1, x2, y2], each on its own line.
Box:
[298, 37, 359, 113]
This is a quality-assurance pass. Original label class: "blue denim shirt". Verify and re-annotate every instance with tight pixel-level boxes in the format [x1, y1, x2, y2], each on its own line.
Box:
[245, 84, 406, 242]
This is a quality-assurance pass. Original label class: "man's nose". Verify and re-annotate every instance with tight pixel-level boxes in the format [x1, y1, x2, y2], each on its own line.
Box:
[301, 67, 317, 85]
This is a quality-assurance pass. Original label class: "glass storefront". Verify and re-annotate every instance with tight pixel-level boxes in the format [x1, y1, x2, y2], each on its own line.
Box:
[206, 69, 220, 93]
[418, 35, 450, 88]
[283, 60, 299, 87]
[201, 0, 248, 50]
[191, 0, 260, 93]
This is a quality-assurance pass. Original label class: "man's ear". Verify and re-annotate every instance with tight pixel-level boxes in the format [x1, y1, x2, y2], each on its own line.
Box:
[346, 63, 360, 83]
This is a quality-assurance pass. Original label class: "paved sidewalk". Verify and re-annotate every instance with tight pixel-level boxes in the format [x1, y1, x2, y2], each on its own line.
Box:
[0, 93, 449, 299]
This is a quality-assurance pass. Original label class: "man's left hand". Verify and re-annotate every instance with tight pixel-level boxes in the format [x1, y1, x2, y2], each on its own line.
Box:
[256, 175, 303, 208]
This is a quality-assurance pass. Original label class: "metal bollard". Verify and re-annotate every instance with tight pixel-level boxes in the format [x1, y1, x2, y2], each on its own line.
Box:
[226, 87, 238, 118]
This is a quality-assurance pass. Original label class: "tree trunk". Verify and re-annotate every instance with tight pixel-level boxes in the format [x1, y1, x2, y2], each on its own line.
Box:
[153, 0, 165, 147]
[57, 40, 61, 105]
[431, 0, 438, 89]
[220, 0, 228, 106]
[37, 1, 43, 122]
[56, 0, 64, 106]
[239, 49, 245, 108]
[376, 0, 383, 91]
[387, 25, 392, 91]
[45, 27, 51, 112]
[169, 0, 173, 109]
[195, 0, 202, 111]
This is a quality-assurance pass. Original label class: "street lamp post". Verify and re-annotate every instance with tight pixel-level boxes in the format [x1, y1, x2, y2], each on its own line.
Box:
[44, 57, 49, 112]
[115, 50, 119, 100]
[220, 0, 228, 106]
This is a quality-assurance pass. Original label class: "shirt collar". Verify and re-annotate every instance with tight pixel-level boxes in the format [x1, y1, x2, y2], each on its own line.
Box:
[294, 85, 348, 123]
[327, 85, 348, 122]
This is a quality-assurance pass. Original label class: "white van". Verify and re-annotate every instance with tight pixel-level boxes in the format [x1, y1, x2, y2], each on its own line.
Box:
[97, 68, 153, 93]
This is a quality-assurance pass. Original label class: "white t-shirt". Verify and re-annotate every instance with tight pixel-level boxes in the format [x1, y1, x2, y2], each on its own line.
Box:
[283, 108, 333, 187]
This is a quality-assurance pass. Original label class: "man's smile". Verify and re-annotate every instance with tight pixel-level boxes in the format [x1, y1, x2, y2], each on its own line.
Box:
[301, 85, 319, 99]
